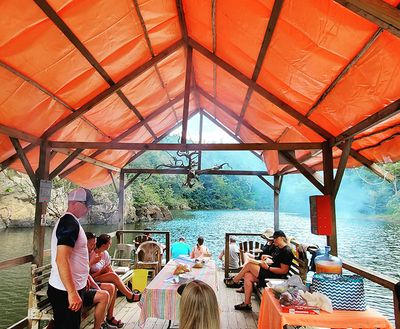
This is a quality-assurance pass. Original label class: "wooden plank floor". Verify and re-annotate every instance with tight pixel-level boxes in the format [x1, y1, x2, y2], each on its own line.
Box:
[81, 269, 260, 329]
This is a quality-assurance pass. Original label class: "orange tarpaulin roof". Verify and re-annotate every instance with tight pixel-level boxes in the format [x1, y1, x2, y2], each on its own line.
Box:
[0, 0, 399, 187]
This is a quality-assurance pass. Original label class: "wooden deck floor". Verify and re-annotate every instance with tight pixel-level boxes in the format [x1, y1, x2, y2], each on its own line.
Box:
[81, 269, 260, 329]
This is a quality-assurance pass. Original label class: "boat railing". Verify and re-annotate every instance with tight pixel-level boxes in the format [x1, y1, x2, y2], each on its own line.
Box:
[224, 232, 399, 328]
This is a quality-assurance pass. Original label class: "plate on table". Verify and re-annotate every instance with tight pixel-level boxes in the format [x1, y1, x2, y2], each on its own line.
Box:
[179, 273, 195, 283]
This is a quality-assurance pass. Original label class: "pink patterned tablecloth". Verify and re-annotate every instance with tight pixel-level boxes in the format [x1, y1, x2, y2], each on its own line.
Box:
[138, 259, 217, 327]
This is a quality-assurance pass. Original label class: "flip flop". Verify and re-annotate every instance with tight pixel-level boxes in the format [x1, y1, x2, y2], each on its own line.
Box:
[106, 317, 124, 328]
[224, 278, 242, 288]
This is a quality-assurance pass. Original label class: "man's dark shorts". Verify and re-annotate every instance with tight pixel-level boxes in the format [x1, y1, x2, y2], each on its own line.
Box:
[82, 288, 98, 307]
[47, 284, 85, 329]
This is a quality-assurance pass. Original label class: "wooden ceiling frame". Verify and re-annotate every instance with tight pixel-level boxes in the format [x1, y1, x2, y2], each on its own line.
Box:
[123, 168, 270, 176]
[49, 141, 323, 151]
[181, 46, 193, 144]
[58, 92, 184, 178]
[353, 122, 400, 142]
[334, 0, 400, 38]
[9, 137, 36, 186]
[235, 0, 284, 135]
[333, 138, 353, 197]
[34, 0, 158, 140]
[122, 108, 200, 168]
[188, 37, 332, 140]
[201, 109, 263, 160]
[189, 37, 393, 181]
[197, 86, 325, 192]
[134, 0, 180, 125]
[335, 98, 400, 144]
[40, 39, 183, 139]
[49, 148, 83, 180]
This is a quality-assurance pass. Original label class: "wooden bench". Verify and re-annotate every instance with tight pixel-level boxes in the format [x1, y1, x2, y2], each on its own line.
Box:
[28, 264, 134, 329]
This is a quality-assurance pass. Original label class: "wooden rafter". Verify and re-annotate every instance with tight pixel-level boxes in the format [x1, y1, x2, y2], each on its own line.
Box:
[334, 0, 400, 38]
[188, 37, 332, 140]
[1, 144, 37, 172]
[123, 168, 270, 176]
[198, 88, 327, 189]
[123, 109, 200, 168]
[236, 0, 284, 134]
[333, 138, 353, 197]
[49, 148, 83, 180]
[0, 124, 40, 144]
[9, 137, 36, 186]
[258, 175, 277, 192]
[124, 173, 141, 190]
[49, 141, 323, 151]
[41, 40, 183, 139]
[335, 98, 400, 144]
[58, 93, 184, 178]
[201, 110, 263, 160]
[34, 0, 158, 140]
[54, 148, 120, 172]
[176, 0, 188, 42]
[181, 46, 193, 144]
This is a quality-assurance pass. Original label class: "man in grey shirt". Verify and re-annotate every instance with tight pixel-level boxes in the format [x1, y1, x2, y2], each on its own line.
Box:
[219, 236, 240, 269]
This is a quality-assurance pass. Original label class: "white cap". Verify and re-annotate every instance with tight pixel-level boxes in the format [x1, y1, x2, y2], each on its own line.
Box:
[68, 188, 99, 206]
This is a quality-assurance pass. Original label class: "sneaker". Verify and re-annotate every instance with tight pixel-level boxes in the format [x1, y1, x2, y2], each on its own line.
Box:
[234, 302, 252, 311]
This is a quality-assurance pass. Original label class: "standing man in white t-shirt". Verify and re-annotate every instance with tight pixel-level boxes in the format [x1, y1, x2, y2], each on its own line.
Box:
[48, 188, 99, 329]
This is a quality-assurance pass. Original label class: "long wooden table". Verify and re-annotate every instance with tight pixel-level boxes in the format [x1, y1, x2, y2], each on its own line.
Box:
[138, 258, 217, 328]
[258, 288, 393, 329]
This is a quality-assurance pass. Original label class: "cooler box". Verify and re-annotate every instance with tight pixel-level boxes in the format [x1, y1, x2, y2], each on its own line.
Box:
[131, 269, 148, 292]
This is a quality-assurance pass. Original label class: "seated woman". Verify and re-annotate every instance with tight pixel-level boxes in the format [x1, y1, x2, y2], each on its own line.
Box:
[89, 234, 137, 302]
[190, 236, 211, 259]
[225, 230, 293, 311]
[179, 280, 220, 329]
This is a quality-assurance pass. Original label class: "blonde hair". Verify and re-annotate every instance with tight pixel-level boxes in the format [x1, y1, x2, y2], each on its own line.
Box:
[179, 280, 220, 329]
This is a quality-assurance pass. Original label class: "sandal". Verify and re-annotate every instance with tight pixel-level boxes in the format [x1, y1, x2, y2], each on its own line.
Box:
[224, 278, 242, 288]
[106, 317, 124, 328]
[126, 289, 141, 303]
[236, 287, 245, 293]
[234, 302, 252, 311]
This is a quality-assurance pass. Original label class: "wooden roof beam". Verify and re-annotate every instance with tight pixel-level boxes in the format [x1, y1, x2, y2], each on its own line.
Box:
[0, 124, 40, 144]
[181, 46, 193, 144]
[9, 137, 36, 186]
[335, 99, 400, 145]
[58, 93, 184, 178]
[122, 109, 200, 168]
[49, 149, 83, 180]
[333, 138, 353, 197]
[334, 0, 400, 38]
[41, 40, 183, 139]
[49, 142, 323, 151]
[176, 0, 188, 42]
[123, 168, 270, 176]
[189, 37, 332, 140]
[201, 110, 263, 160]
[236, 0, 284, 134]
[54, 148, 120, 172]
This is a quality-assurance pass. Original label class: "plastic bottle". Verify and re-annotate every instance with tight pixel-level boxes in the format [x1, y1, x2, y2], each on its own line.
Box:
[314, 246, 342, 274]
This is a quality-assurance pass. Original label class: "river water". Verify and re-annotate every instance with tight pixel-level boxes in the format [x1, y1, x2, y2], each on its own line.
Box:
[1, 210, 398, 328]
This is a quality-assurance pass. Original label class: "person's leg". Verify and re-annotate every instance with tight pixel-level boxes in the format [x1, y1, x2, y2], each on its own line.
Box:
[95, 272, 133, 299]
[99, 283, 117, 320]
[243, 272, 257, 305]
[233, 262, 260, 282]
[92, 290, 110, 329]
[48, 284, 82, 329]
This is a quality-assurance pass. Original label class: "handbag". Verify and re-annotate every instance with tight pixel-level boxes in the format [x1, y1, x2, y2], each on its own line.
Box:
[312, 273, 366, 311]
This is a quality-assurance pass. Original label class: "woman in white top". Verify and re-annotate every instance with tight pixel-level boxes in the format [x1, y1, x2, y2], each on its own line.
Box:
[190, 236, 210, 259]
[90, 234, 137, 302]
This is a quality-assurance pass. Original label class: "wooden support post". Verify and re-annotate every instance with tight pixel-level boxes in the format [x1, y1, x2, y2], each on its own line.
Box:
[322, 142, 338, 256]
[118, 170, 125, 241]
[32, 140, 50, 266]
[224, 233, 230, 279]
[274, 175, 282, 231]
[198, 112, 203, 170]
[109, 171, 118, 195]
[394, 287, 400, 329]
[165, 231, 171, 264]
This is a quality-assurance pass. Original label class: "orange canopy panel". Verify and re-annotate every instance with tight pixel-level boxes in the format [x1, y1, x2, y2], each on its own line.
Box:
[0, 0, 399, 188]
